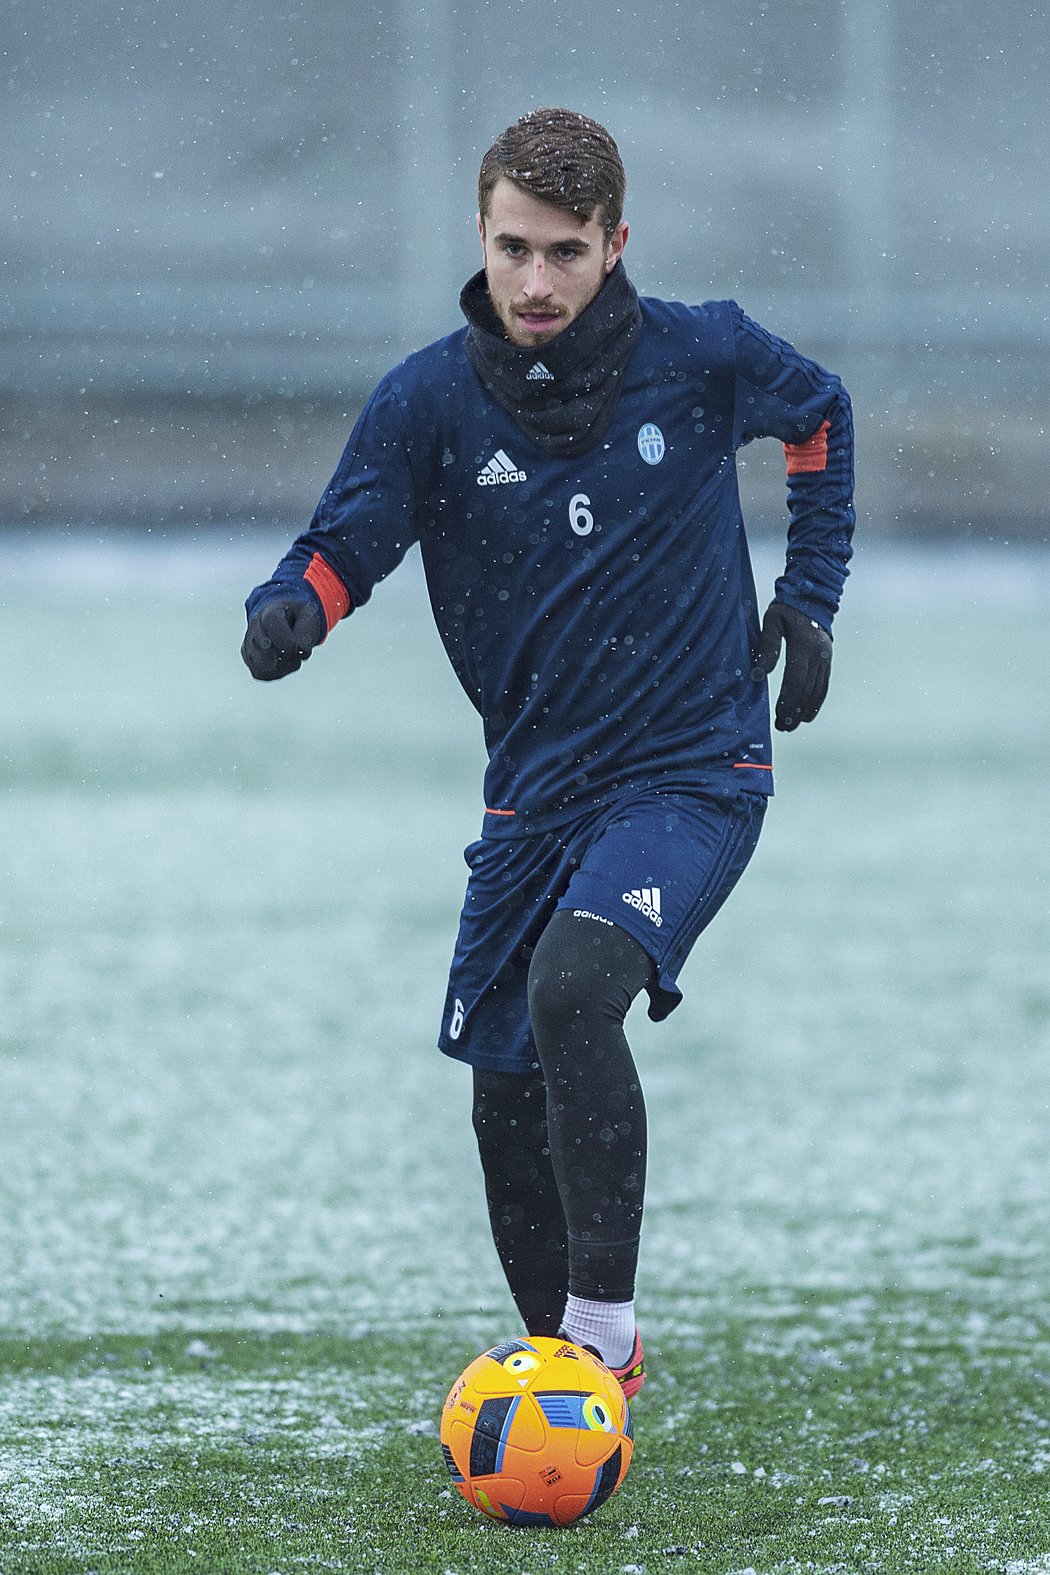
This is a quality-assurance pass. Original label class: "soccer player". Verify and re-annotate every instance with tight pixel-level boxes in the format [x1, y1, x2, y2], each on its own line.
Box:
[241, 108, 855, 1397]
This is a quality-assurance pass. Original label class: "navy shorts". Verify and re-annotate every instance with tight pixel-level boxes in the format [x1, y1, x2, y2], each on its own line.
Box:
[438, 788, 766, 1074]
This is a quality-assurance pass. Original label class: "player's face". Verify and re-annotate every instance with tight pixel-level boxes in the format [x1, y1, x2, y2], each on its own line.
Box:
[478, 177, 628, 347]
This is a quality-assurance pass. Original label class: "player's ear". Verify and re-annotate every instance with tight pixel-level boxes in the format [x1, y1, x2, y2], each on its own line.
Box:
[604, 221, 628, 273]
[476, 211, 486, 253]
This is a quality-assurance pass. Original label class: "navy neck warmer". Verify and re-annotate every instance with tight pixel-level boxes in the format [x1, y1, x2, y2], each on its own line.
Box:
[459, 261, 642, 458]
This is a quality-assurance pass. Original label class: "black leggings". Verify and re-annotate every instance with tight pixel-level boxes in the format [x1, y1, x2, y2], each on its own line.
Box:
[471, 910, 653, 1333]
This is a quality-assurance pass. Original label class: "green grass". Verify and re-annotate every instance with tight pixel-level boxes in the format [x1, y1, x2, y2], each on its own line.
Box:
[1, 535, 1049, 1573]
[4, 1297, 1050, 1573]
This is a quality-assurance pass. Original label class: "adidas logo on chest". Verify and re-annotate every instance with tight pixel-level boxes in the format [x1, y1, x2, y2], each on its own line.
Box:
[477, 449, 527, 486]
[525, 361, 554, 382]
[623, 886, 663, 927]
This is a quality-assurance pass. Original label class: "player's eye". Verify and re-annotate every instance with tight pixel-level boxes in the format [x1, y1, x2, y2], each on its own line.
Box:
[582, 1394, 616, 1432]
[502, 1351, 541, 1375]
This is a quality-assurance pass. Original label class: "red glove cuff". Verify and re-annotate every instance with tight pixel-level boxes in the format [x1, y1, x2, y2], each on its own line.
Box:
[303, 552, 351, 633]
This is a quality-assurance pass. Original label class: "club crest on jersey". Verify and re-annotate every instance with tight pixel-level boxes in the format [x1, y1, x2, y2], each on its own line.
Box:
[637, 423, 665, 465]
[477, 449, 527, 485]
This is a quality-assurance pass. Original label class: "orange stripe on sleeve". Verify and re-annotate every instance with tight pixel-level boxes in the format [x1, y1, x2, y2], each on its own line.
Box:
[784, 418, 830, 475]
[304, 552, 351, 633]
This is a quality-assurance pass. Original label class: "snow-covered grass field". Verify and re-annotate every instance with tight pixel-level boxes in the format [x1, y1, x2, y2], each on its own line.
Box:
[2, 532, 1049, 1573]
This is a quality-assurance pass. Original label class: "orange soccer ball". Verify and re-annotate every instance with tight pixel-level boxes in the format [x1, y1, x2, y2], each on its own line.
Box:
[439, 1335, 633, 1527]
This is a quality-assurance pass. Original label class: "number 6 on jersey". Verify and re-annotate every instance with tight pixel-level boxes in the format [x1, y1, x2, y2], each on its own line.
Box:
[569, 493, 594, 536]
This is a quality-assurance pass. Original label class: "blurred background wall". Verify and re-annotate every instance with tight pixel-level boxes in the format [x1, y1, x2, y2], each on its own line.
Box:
[3, 0, 1046, 536]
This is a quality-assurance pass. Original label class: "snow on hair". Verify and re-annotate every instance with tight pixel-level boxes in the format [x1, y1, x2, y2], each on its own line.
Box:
[478, 107, 626, 236]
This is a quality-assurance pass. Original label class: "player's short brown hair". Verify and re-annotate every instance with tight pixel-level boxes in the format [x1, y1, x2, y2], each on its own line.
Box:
[478, 107, 626, 238]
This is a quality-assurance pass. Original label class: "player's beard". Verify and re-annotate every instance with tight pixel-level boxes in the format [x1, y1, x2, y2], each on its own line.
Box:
[485, 268, 610, 346]
[497, 300, 568, 346]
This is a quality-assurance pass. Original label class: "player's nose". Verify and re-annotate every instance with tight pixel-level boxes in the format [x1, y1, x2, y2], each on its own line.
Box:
[523, 259, 553, 299]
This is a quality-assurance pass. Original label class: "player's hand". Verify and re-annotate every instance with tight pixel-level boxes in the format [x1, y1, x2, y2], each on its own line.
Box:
[241, 594, 325, 681]
[750, 600, 832, 731]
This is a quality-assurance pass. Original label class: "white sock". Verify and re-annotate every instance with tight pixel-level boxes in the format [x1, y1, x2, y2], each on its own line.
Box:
[561, 1294, 636, 1368]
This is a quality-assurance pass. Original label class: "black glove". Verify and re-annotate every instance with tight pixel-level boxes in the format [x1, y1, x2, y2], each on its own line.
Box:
[242, 594, 325, 681]
[750, 600, 833, 732]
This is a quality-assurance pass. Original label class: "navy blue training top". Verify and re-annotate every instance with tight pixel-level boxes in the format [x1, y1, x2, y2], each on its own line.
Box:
[248, 297, 855, 831]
